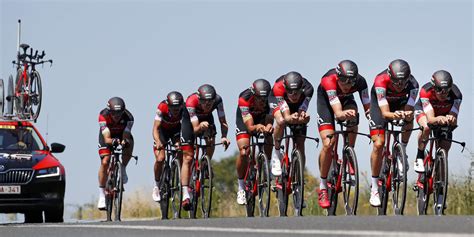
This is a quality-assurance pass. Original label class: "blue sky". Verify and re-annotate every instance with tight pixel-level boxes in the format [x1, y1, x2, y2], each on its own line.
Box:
[1, 0, 472, 212]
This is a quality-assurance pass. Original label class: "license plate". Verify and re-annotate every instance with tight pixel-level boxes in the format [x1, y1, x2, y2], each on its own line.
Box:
[0, 186, 21, 194]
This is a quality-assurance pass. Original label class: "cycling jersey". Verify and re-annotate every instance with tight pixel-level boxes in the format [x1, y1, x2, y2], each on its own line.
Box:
[415, 82, 462, 122]
[186, 93, 226, 124]
[316, 69, 370, 131]
[369, 70, 419, 136]
[98, 109, 134, 157]
[236, 88, 272, 140]
[154, 101, 194, 151]
[272, 75, 314, 114]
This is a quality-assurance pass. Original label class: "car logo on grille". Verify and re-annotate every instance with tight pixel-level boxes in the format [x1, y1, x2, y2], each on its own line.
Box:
[0, 165, 5, 171]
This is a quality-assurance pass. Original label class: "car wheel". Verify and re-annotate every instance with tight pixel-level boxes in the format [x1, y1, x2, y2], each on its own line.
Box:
[44, 203, 64, 223]
[24, 211, 44, 223]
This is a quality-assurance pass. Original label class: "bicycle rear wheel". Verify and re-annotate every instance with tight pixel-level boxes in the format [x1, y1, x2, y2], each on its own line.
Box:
[416, 162, 430, 215]
[377, 155, 389, 216]
[29, 71, 42, 122]
[114, 162, 124, 221]
[170, 158, 182, 219]
[159, 164, 171, 220]
[327, 157, 339, 216]
[257, 152, 271, 217]
[433, 148, 448, 216]
[342, 147, 359, 215]
[7, 75, 14, 115]
[277, 163, 288, 217]
[291, 150, 304, 216]
[245, 154, 256, 217]
[189, 163, 198, 219]
[0, 79, 4, 117]
[392, 143, 407, 215]
[105, 164, 115, 221]
[200, 155, 213, 218]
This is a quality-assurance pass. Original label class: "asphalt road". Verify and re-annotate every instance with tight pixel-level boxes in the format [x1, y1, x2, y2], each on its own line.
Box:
[1, 216, 473, 237]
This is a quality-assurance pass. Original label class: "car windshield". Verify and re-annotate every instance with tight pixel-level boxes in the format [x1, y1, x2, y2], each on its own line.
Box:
[0, 125, 45, 151]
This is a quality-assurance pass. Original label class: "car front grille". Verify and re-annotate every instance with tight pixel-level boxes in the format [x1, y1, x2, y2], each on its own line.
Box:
[0, 169, 34, 184]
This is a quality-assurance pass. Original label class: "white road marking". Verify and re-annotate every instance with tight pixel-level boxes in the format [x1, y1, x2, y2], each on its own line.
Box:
[16, 224, 472, 237]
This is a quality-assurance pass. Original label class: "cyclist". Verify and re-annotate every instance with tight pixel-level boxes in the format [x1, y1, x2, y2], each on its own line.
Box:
[413, 70, 462, 172]
[235, 79, 274, 205]
[97, 97, 134, 210]
[316, 60, 370, 208]
[270, 71, 314, 176]
[151, 91, 195, 203]
[368, 59, 419, 207]
[184, 84, 230, 210]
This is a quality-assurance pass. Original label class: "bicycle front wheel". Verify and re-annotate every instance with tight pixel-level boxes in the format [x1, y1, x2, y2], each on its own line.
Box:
[170, 158, 182, 219]
[7, 75, 14, 115]
[159, 164, 171, 220]
[29, 71, 42, 121]
[257, 152, 271, 217]
[392, 143, 407, 215]
[105, 164, 115, 221]
[114, 161, 124, 221]
[245, 154, 256, 217]
[433, 148, 448, 216]
[291, 150, 304, 216]
[342, 147, 359, 216]
[200, 155, 213, 218]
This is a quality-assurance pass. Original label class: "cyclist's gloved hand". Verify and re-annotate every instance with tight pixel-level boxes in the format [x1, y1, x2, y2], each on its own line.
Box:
[199, 121, 210, 132]
[112, 138, 120, 146]
[264, 124, 274, 134]
[221, 137, 230, 151]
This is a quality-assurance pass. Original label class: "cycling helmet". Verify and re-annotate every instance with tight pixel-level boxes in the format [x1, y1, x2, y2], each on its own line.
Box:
[107, 97, 125, 112]
[251, 79, 271, 97]
[283, 71, 303, 91]
[336, 60, 358, 78]
[431, 70, 453, 92]
[197, 84, 217, 100]
[166, 91, 184, 106]
[388, 59, 411, 82]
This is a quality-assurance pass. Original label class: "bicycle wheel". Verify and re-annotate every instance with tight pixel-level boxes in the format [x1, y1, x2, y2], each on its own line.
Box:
[416, 165, 429, 215]
[29, 71, 42, 122]
[277, 162, 288, 217]
[159, 164, 171, 220]
[105, 164, 115, 221]
[392, 143, 407, 215]
[200, 155, 213, 218]
[170, 158, 182, 219]
[377, 155, 389, 216]
[7, 75, 14, 115]
[188, 163, 198, 219]
[114, 161, 124, 221]
[257, 152, 271, 217]
[0, 79, 4, 117]
[327, 158, 339, 216]
[342, 147, 359, 215]
[291, 150, 304, 216]
[245, 154, 256, 217]
[433, 148, 448, 216]
[14, 69, 25, 118]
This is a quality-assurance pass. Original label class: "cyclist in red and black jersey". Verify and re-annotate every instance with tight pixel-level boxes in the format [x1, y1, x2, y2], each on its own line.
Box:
[235, 79, 274, 205]
[184, 84, 230, 209]
[269, 71, 314, 177]
[316, 60, 370, 208]
[97, 97, 134, 210]
[413, 70, 462, 172]
[368, 59, 419, 207]
[151, 91, 194, 203]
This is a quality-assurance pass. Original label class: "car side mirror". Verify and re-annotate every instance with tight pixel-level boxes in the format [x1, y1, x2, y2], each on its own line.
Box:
[50, 143, 65, 153]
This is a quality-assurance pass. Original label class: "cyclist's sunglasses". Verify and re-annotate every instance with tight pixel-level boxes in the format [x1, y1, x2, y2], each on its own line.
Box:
[391, 77, 409, 86]
[434, 86, 451, 94]
[199, 99, 215, 105]
[111, 110, 124, 117]
[339, 76, 357, 85]
[287, 89, 302, 96]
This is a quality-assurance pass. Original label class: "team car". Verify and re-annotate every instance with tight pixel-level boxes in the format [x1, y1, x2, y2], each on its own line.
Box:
[0, 120, 66, 223]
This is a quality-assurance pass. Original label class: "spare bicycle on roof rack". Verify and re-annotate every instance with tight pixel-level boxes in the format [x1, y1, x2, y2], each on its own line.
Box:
[0, 19, 53, 122]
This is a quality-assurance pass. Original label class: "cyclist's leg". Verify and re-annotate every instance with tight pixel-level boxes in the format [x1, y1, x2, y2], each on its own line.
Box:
[180, 109, 195, 205]
[343, 98, 359, 147]
[415, 110, 430, 171]
[236, 108, 250, 180]
[154, 128, 171, 185]
[98, 133, 111, 209]
[368, 93, 386, 205]
[121, 135, 134, 167]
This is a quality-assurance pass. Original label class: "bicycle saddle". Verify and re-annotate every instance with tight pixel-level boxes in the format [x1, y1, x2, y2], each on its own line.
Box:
[19, 43, 30, 51]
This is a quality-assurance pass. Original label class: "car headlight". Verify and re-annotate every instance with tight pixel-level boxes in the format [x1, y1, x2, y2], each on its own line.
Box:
[36, 167, 60, 178]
